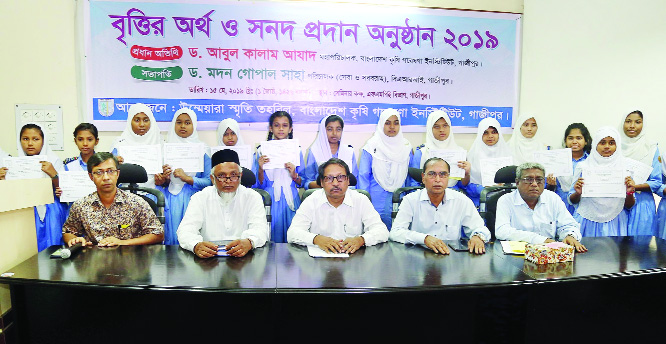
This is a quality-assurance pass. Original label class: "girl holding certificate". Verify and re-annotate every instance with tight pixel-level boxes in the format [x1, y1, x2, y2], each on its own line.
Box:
[217, 118, 245, 147]
[304, 115, 358, 190]
[16, 124, 67, 251]
[568, 127, 635, 236]
[157, 108, 212, 245]
[253, 111, 305, 243]
[64, 123, 99, 172]
[409, 110, 468, 190]
[657, 153, 666, 239]
[619, 110, 661, 236]
[507, 113, 547, 165]
[465, 118, 512, 207]
[551, 123, 592, 214]
[110, 103, 163, 192]
[0, 147, 9, 180]
[358, 109, 413, 229]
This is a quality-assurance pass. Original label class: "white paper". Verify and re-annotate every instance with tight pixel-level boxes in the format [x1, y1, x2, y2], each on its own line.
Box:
[117, 145, 163, 174]
[429, 149, 467, 179]
[210, 145, 253, 169]
[533, 148, 573, 177]
[581, 168, 625, 198]
[624, 158, 652, 185]
[163, 143, 205, 173]
[3, 156, 47, 180]
[307, 245, 349, 258]
[260, 139, 300, 170]
[59, 171, 97, 202]
[480, 156, 513, 186]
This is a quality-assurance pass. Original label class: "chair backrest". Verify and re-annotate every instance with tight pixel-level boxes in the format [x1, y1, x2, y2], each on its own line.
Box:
[240, 167, 256, 188]
[480, 187, 515, 241]
[391, 186, 423, 222]
[252, 188, 272, 229]
[495, 165, 517, 184]
[116, 163, 165, 224]
[408, 167, 423, 185]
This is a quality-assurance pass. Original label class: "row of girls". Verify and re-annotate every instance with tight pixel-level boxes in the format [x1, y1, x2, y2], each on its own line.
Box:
[3, 105, 666, 251]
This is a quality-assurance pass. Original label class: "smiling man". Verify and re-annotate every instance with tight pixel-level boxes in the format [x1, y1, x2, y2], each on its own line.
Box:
[287, 158, 388, 254]
[177, 149, 268, 258]
[390, 157, 489, 254]
[495, 162, 586, 252]
[62, 152, 164, 247]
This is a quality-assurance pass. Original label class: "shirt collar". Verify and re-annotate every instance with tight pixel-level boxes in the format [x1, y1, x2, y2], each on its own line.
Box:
[419, 188, 447, 206]
[512, 189, 545, 207]
[316, 189, 354, 208]
[92, 188, 126, 206]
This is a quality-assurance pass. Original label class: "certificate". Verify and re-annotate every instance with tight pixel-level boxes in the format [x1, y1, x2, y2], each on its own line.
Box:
[624, 158, 652, 185]
[429, 149, 467, 179]
[59, 171, 97, 202]
[163, 143, 205, 173]
[533, 148, 573, 177]
[480, 156, 513, 186]
[117, 145, 163, 174]
[581, 168, 625, 198]
[3, 156, 47, 180]
[210, 145, 253, 169]
[260, 139, 300, 170]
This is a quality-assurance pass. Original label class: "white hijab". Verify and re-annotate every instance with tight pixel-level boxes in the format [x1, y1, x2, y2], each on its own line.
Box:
[17, 123, 64, 220]
[507, 113, 547, 165]
[166, 108, 206, 195]
[574, 126, 626, 223]
[362, 109, 412, 192]
[619, 111, 657, 166]
[110, 103, 162, 189]
[421, 110, 463, 168]
[309, 115, 354, 169]
[467, 118, 511, 185]
[216, 118, 245, 146]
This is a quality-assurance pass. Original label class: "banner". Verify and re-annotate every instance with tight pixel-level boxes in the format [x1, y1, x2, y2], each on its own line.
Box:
[85, 0, 521, 129]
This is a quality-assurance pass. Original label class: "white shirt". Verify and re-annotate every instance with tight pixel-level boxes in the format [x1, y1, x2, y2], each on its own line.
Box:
[287, 189, 389, 246]
[390, 188, 490, 244]
[495, 189, 581, 244]
[176, 185, 269, 252]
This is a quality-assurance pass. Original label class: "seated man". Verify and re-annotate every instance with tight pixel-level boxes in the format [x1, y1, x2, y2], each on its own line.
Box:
[495, 162, 587, 252]
[177, 149, 268, 258]
[390, 157, 489, 255]
[62, 152, 164, 247]
[287, 158, 388, 254]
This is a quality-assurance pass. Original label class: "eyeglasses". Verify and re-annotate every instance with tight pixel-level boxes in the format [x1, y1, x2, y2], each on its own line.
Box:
[323, 174, 348, 183]
[519, 177, 545, 185]
[425, 171, 450, 179]
[91, 169, 119, 177]
[214, 174, 240, 182]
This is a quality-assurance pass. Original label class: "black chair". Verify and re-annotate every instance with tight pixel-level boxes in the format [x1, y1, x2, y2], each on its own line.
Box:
[117, 163, 166, 224]
[389, 168, 424, 223]
[479, 165, 517, 241]
[240, 167, 271, 230]
[300, 174, 371, 202]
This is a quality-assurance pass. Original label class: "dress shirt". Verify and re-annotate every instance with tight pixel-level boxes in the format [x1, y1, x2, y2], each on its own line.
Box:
[287, 189, 389, 246]
[389, 188, 490, 244]
[177, 185, 269, 252]
[495, 189, 581, 244]
[62, 189, 163, 244]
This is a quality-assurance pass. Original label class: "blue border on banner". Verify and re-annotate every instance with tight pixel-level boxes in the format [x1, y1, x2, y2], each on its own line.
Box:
[94, 98, 513, 127]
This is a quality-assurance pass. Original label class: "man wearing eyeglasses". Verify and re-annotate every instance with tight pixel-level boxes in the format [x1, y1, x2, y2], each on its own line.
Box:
[390, 157, 489, 254]
[62, 152, 164, 247]
[177, 149, 268, 258]
[495, 162, 586, 252]
[287, 158, 388, 253]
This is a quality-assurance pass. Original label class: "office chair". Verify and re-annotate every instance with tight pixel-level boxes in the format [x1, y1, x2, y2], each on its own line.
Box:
[117, 163, 166, 224]
[479, 165, 517, 241]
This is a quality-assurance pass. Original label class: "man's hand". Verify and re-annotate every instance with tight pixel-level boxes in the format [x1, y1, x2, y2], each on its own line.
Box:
[468, 235, 486, 254]
[98, 236, 125, 247]
[313, 235, 343, 253]
[194, 241, 218, 258]
[67, 237, 91, 247]
[225, 239, 253, 257]
[342, 236, 365, 254]
[563, 236, 587, 253]
[424, 235, 450, 255]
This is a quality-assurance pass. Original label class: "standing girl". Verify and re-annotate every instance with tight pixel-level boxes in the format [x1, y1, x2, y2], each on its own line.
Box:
[569, 127, 635, 236]
[548, 123, 592, 214]
[304, 115, 358, 189]
[157, 108, 212, 245]
[217, 118, 245, 147]
[618, 110, 661, 236]
[507, 113, 547, 165]
[465, 117, 512, 207]
[358, 109, 413, 229]
[64, 123, 99, 172]
[253, 111, 305, 242]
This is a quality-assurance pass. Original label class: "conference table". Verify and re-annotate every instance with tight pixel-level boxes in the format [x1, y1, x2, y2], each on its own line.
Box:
[2, 237, 666, 343]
